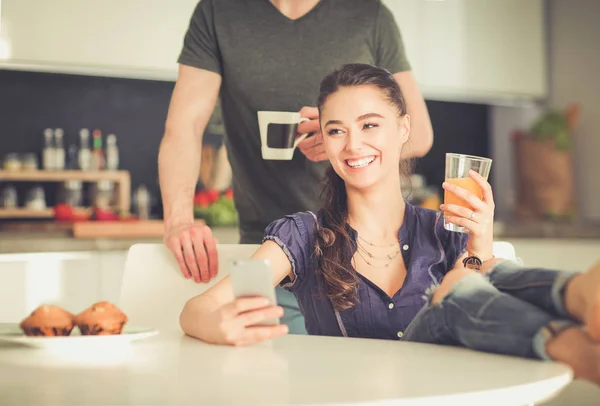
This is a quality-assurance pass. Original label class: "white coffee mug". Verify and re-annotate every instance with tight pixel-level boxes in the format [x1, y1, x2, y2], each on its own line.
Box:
[257, 111, 310, 160]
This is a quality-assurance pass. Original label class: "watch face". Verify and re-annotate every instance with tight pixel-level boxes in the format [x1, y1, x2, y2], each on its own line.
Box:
[463, 256, 482, 269]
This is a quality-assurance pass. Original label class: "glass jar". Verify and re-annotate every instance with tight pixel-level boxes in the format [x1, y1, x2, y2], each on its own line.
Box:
[64, 180, 83, 207]
[93, 180, 114, 210]
[25, 185, 47, 210]
[1, 185, 18, 208]
[3, 153, 22, 171]
[22, 153, 39, 171]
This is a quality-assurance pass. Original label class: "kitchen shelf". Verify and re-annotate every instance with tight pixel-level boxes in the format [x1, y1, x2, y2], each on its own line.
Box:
[0, 170, 131, 216]
[0, 208, 54, 219]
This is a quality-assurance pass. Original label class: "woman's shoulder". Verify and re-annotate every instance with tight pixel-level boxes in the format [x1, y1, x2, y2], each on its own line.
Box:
[263, 211, 320, 242]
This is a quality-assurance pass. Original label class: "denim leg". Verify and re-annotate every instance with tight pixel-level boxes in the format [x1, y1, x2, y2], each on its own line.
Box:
[486, 260, 580, 319]
[403, 272, 577, 360]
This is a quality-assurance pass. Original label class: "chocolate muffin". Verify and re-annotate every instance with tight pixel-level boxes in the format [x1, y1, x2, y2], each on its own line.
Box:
[75, 301, 128, 335]
[19, 304, 75, 336]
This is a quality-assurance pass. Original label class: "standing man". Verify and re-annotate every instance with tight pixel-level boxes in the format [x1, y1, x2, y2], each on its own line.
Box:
[159, 0, 433, 334]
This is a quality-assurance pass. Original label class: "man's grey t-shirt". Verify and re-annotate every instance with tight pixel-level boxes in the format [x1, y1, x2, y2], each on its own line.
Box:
[178, 0, 411, 243]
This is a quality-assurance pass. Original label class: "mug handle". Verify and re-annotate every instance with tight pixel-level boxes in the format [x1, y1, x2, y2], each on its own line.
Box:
[293, 117, 311, 148]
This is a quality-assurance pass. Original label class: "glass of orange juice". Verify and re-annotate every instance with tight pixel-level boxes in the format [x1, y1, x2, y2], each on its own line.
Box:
[444, 153, 492, 233]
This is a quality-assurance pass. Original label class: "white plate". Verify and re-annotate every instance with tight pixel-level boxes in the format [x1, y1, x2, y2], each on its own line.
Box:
[0, 324, 158, 349]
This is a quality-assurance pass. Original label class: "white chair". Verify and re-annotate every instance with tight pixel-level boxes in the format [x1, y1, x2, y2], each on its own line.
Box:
[492, 241, 517, 261]
[119, 243, 259, 332]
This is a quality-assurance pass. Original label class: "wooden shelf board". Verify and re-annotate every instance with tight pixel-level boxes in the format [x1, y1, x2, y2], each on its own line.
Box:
[0, 208, 54, 218]
[0, 170, 129, 182]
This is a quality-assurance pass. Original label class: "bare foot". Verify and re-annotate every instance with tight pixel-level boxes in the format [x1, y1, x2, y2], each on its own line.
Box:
[588, 289, 600, 341]
[546, 327, 600, 385]
[567, 261, 600, 341]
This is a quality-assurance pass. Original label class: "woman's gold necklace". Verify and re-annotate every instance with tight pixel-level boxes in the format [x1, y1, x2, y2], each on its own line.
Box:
[356, 235, 401, 268]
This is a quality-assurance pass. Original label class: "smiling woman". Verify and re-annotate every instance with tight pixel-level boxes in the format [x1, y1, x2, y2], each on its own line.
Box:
[315, 64, 415, 308]
[179, 63, 600, 386]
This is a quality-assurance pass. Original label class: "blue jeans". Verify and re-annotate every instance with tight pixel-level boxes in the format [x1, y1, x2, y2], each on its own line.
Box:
[403, 260, 580, 360]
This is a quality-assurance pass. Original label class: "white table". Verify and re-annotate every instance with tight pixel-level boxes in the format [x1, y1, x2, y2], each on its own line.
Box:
[0, 329, 572, 406]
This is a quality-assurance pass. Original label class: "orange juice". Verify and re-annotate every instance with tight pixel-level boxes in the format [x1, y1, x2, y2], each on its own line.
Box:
[444, 177, 483, 210]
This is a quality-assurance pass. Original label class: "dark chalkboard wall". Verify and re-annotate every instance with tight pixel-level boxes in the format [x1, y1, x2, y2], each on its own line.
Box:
[0, 69, 489, 216]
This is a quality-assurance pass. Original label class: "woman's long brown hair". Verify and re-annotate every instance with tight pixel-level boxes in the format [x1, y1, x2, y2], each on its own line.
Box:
[315, 63, 411, 311]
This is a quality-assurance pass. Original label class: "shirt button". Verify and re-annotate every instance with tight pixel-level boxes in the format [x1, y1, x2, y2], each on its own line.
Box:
[388, 303, 394, 309]
[397, 331, 404, 338]
[402, 244, 409, 251]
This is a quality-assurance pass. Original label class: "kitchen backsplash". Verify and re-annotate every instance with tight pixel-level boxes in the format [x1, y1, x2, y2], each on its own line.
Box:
[0, 70, 488, 215]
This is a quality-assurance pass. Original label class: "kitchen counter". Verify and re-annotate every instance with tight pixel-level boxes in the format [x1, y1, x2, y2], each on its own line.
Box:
[494, 221, 600, 240]
[1, 221, 599, 254]
[0, 227, 240, 254]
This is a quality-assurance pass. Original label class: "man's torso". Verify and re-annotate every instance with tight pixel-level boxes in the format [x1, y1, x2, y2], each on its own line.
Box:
[210, 0, 389, 241]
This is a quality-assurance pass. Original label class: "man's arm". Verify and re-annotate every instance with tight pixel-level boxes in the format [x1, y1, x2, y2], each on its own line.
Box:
[394, 71, 433, 159]
[159, 64, 221, 281]
[374, 2, 433, 159]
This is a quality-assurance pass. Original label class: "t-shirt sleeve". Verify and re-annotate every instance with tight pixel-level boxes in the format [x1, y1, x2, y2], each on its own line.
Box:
[262, 214, 316, 291]
[373, 1, 411, 73]
[177, 0, 223, 75]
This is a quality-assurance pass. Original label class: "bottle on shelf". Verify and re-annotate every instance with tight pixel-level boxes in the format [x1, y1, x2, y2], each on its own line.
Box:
[78, 128, 92, 170]
[67, 145, 79, 170]
[54, 128, 66, 171]
[105, 133, 119, 170]
[42, 128, 56, 171]
[91, 129, 105, 171]
[133, 184, 151, 220]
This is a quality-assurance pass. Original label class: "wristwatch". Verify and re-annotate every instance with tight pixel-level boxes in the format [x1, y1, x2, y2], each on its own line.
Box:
[463, 255, 483, 271]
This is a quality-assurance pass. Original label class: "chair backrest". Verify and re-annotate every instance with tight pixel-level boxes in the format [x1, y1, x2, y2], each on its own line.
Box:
[119, 243, 259, 332]
[493, 241, 517, 261]
[119, 241, 518, 333]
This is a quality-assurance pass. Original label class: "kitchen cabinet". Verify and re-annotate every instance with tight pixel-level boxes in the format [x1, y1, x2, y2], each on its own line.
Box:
[1, 0, 547, 103]
[384, 0, 547, 103]
[0, 0, 198, 80]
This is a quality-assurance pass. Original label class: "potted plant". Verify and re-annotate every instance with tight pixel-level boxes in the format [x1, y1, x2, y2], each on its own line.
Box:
[513, 104, 581, 221]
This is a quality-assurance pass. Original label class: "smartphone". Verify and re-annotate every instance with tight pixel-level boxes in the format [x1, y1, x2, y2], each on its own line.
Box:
[229, 259, 280, 326]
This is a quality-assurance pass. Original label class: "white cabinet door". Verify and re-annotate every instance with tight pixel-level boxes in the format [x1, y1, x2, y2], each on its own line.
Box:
[418, 0, 468, 93]
[0, 0, 199, 80]
[0, 252, 102, 323]
[383, 0, 547, 102]
[460, 0, 547, 99]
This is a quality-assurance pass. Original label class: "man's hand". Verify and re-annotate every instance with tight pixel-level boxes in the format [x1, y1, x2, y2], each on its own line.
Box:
[164, 223, 219, 283]
[296, 106, 328, 162]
